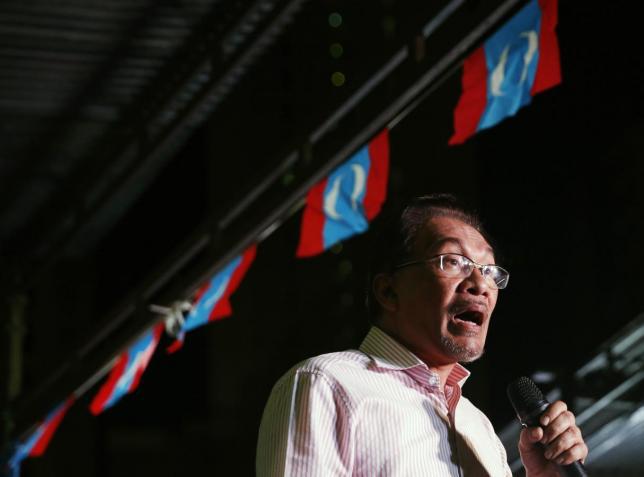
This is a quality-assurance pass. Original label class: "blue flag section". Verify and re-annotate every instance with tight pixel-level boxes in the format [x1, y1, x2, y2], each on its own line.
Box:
[321, 147, 371, 246]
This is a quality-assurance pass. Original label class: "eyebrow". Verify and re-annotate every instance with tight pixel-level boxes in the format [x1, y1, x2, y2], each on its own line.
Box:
[425, 237, 494, 258]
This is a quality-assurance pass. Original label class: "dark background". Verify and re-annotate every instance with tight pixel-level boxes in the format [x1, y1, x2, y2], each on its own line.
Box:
[2, 0, 643, 475]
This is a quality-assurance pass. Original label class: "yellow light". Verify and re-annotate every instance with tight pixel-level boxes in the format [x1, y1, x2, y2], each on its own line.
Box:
[331, 71, 346, 87]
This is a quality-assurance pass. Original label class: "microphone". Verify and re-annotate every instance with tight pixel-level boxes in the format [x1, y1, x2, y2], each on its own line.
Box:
[506, 376, 588, 477]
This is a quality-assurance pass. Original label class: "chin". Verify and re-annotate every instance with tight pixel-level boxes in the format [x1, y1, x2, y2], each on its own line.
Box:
[440, 336, 485, 363]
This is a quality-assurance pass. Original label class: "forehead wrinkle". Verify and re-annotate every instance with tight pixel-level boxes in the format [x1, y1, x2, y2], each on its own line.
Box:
[423, 237, 461, 254]
[424, 237, 495, 262]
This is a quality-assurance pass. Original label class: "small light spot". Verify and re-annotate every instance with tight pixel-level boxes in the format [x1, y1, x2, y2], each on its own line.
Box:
[331, 71, 346, 87]
[331, 243, 343, 254]
[328, 12, 343, 28]
[282, 172, 295, 186]
[329, 42, 344, 59]
[338, 260, 353, 277]
[382, 16, 396, 37]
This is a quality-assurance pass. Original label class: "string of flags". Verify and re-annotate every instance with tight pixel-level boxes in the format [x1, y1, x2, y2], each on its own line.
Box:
[3, 0, 560, 473]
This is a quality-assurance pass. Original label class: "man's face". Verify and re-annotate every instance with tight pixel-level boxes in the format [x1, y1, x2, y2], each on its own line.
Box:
[384, 216, 499, 365]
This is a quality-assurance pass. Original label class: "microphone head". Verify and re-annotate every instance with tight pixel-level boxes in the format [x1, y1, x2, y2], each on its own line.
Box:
[507, 376, 549, 426]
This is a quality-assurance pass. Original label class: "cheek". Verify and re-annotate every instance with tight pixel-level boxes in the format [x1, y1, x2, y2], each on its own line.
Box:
[394, 273, 458, 318]
[417, 284, 450, 316]
[431, 278, 458, 306]
[488, 292, 499, 311]
[401, 278, 453, 318]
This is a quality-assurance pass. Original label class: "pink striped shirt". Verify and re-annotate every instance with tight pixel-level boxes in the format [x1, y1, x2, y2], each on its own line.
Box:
[256, 326, 512, 476]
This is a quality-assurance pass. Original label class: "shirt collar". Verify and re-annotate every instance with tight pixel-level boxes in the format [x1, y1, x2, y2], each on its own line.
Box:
[359, 326, 470, 387]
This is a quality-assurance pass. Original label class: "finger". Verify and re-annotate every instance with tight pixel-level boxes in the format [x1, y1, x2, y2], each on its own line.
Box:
[541, 410, 576, 444]
[519, 426, 543, 448]
[552, 442, 588, 466]
[540, 400, 568, 426]
[543, 427, 581, 460]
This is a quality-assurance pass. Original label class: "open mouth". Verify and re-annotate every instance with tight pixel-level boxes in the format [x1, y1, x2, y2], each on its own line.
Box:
[453, 310, 484, 326]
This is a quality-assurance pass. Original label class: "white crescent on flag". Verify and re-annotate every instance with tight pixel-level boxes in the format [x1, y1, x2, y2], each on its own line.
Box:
[324, 176, 343, 220]
[350, 164, 366, 211]
[202, 276, 230, 310]
[116, 343, 156, 391]
[490, 45, 510, 96]
[520, 30, 539, 83]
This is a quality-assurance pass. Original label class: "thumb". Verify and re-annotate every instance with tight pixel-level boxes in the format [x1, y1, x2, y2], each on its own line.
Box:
[519, 426, 543, 452]
[518, 426, 552, 474]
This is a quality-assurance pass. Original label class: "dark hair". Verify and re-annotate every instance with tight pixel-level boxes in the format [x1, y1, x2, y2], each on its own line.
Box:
[365, 193, 495, 321]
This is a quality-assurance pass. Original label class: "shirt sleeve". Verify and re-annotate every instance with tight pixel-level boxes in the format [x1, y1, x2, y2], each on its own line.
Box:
[256, 369, 353, 477]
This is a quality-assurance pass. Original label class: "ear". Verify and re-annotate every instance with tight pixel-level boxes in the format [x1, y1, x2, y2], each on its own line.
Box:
[372, 273, 398, 313]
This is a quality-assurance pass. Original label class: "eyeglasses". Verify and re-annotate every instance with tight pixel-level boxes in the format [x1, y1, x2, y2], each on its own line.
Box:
[394, 253, 510, 290]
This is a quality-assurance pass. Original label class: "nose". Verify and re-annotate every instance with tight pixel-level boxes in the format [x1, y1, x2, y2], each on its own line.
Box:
[458, 266, 491, 296]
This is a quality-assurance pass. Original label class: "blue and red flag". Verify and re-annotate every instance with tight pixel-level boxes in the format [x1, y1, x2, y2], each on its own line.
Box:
[296, 128, 389, 257]
[449, 0, 560, 145]
[7, 397, 74, 476]
[167, 244, 257, 353]
[89, 323, 164, 415]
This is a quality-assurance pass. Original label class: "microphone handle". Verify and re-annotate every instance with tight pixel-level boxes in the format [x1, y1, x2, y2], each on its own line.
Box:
[561, 461, 588, 477]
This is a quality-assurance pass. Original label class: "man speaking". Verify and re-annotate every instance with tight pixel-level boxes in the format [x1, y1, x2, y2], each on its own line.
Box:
[256, 194, 587, 476]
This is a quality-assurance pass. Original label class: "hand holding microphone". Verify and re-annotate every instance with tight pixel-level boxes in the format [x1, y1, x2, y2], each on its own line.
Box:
[507, 377, 589, 477]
